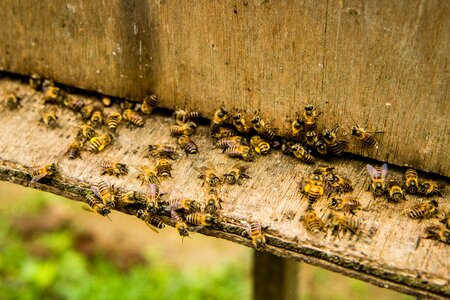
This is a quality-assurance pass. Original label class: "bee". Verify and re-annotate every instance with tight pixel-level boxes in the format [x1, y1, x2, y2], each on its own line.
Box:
[300, 175, 325, 207]
[232, 113, 252, 134]
[418, 181, 444, 197]
[156, 158, 173, 178]
[166, 198, 201, 213]
[407, 200, 439, 219]
[148, 144, 177, 159]
[291, 144, 315, 164]
[43, 86, 65, 104]
[328, 213, 360, 235]
[186, 213, 218, 226]
[29, 163, 58, 182]
[63, 95, 85, 111]
[87, 134, 113, 152]
[80, 103, 96, 121]
[83, 190, 111, 216]
[224, 146, 255, 161]
[29, 73, 42, 90]
[76, 124, 96, 142]
[174, 109, 200, 125]
[351, 124, 383, 146]
[287, 116, 304, 140]
[204, 187, 222, 214]
[303, 104, 320, 131]
[40, 106, 60, 128]
[106, 111, 122, 132]
[136, 165, 159, 185]
[243, 216, 266, 249]
[251, 116, 276, 141]
[326, 174, 354, 193]
[170, 121, 197, 136]
[223, 165, 250, 185]
[136, 209, 165, 233]
[313, 165, 335, 177]
[171, 210, 190, 238]
[91, 181, 115, 209]
[2, 93, 21, 110]
[141, 94, 158, 115]
[305, 130, 317, 148]
[65, 140, 83, 159]
[100, 159, 129, 177]
[386, 181, 405, 202]
[214, 136, 245, 149]
[123, 109, 145, 127]
[314, 137, 328, 156]
[329, 196, 361, 215]
[195, 165, 221, 187]
[145, 183, 161, 212]
[250, 135, 270, 155]
[321, 129, 345, 156]
[211, 106, 229, 133]
[90, 109, 103, 129]
[120, 191, 141, 205]
[212, 126, 239, 139]
[424, 225, 450, 244]
[404, 169, 419, 195]
[366, 164, 388, 197]
[177, 135, 198, 154]
[303, 208, 326, 234]
[102, 97, 112, 107]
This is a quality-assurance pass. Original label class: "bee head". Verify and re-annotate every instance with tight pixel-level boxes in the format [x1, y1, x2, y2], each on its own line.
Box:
[136, 209, 145, 219]
[431, 200, 439, 207]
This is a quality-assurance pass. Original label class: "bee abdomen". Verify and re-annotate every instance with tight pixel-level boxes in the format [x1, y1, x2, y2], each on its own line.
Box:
[123, 109, 145, 127]
[107, 112, 122, 132]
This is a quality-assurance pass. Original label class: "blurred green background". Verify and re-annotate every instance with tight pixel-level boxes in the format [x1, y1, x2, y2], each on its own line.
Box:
[0, 182, 413, 300]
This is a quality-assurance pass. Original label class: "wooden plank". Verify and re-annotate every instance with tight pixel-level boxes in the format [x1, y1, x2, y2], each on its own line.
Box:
[0, 1, 448, 176]
[0, 77, 448, 298]
[253, 252, 298, 300]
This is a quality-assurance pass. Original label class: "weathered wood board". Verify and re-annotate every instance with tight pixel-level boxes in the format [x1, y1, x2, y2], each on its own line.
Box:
[0, 1, 448, 176]
[0, 77, 448, 298]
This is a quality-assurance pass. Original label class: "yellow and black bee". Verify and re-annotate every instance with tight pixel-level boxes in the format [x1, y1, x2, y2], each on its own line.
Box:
[171, 210, 190, 238]
[43, 86, 65, 104]
[328, 213, 360, 236]
[424, 225, 450, 245]
[313, 136, 328, 156]
[156, 157, 173, 178]
[2, 92, 21, 110]
[211, 106, 229, 133]
[80, 103, 96, 121]
[170, 121, 197, 136]
[407, 200, 439, 219]
[404, 169, 419, 195]
[87, 134, 113, 152]
[418, 181, 444, 197]
[300, 174, 325, 207]
[223, 145, 255, 161]
[251, 116, 276, 141]
[120, 191, 141, 205]
[313, 165, 336, 177]
[90, 109, 104, 129]
[91, 181, 115, 209]
[212, 126, 239, 139]
[140, 94, 158, 115]
[136, 209, 165, 233]
[40, 106, 60, 128]
[243, 216, 266, 249]
[291, 143, 315, 164]
[178, 135, 198, 154]
[76, 124, 96, 142]
[145, 183, 161, 212]
[232, 113, 252, 134]
[83, 190, 111, 216]
[65, 140, 83, 159]
[136, 165, 159, 185]
[250, 135, 270, 155]
[305, 130, 316, 148]
[100, 159, 129, 177]
[123, 109, 145, 127]
[326, 174, 354, 194]
[303, 208, 326, 234]
[29, 163, 58, 182]
[204, 187, 222, 214]
[366, 164, 388, 197]
[386, 181, 405, 202]
[63, 95, 85, 111]
[186, 213, 218, 226]
[303, 104, 320, 131]
[106, 111, 122, 133]
[174, 109, 200, 125]
[148, 144, 177, 159]
[195, 165, 221, 187]
[29, 73, 42, 90]
[166, 198, 201, 213]
[321, 128, 346, 156]
[329, 196, 361, 215]
[351, 124, 383, 147]
[223, 165, 251, 185]
[287, 116, 304, 141]
[214, 136, 245, 149]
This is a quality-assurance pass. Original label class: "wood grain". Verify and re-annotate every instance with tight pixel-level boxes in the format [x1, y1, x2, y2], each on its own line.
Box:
[0, 77, 448, 298]
[0, 1, 448, 176]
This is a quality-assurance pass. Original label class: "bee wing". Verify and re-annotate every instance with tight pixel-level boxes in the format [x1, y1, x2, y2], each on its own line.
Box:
[31, 173, 47, 183]
[189, 225, 205, 232]
[366, 164, 380, 179]
[81, 205, 94, 213]
[240, 220, 252, 237]
[143, 222, 160, 234]
[90, 186, 102, 200]
[380, 164, 388, 180]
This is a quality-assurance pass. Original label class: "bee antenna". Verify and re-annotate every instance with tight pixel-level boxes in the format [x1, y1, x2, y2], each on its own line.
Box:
[106, 215, 112, 222]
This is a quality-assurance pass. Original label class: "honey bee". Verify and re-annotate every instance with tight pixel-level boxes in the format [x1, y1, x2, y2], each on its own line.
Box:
[223, 165, 250, 185]
[250, 135, 270, 155]
[2, 92, 21, 110]
[386, 181, 405, 202]
[145, 183, 161, 212]
[287, 116, 304, 140]
[211, 106, 229, 133]
[80, 103, 96, 121]
[63, 95, 85, 111]
[106, 111, 122, 132]
[303, 104, 320, 131]
[424, 225, 450, 244]
[76, 124, 96, 142]
[174, 109, 200, 125]
[407, 200, 439, 219]
[102, 97, 112, 107]
[326, 174, 354, 193]
[83, 190, 111, 216]
[148, 144, 177, 159]
[29, 163, 58, 182]
[418, 181, 444, 197]
[305, 130, 317, 148]
[251, 116, 276, 141]
[40, 106, 60, 128]
[195, 165, 221, 187]
[303, 208, 326, 234]
[291, 144, 315, 164]
[120, 191, 142, 205]
[65, 140, 83, 159]
[29, 73, 42, 90]
[243, 216, 266, 249]
[90, 109, 104, 129]
[166, 198, 201, 213]
[328, 213, 360, 235]
[170, 121, 197, 136]
[186, 213, 218, 226]
[156, 158, 173, 178]
[224, 145, 255, 161]
[87, 134, 113, 152]
[136, 209, 165, 233]
[43, 86, 65, 104]
[313, 165, 335, 177]
[177, 135, 198, 154]
[329, 196, 361, 215]
[366, 164, 388, 197]
[171, 210, 190, 238]
[140, 94, 158, 115]
[212, 126, 239, 139]
[281, 141, 294, 155]
[136, 165, 159, 185]
[314, 137, 328, 156]
[404, 169, 419, 195]
[91, 181, 115, 209]
[351, 124, 383, 146]
[123, 109, 145, 127]
[214, 136, 245, 149]
[204, 187, 222, 214]
[232, 113, 252, 134]
[300, 175, 325, 207]
[321, 129, 346, 156]
[100, 159, 129, 177]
